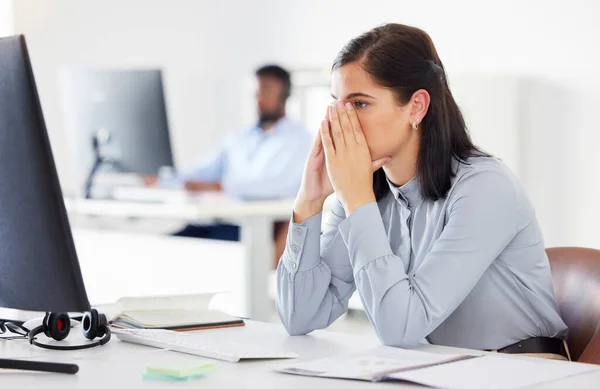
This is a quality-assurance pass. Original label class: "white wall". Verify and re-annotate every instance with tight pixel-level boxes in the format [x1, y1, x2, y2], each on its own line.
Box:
[0, 0, 14, 36]
[12, 0, 600, 248]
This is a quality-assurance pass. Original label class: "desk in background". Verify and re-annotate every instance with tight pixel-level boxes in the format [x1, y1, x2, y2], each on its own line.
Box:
[65, 193, 297, 321]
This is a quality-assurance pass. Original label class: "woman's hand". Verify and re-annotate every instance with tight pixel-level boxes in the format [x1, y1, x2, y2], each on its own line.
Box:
[297, 134, 334, 203]
[294, 133, 334, 223]
[322, 101, 390, 215]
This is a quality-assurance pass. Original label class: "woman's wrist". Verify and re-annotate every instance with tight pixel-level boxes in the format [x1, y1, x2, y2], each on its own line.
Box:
[342, 193, 376, 216]
[293, 196, 325, 224]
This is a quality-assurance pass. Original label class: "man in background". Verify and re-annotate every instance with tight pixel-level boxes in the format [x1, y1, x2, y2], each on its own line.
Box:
[148, 65, 312, 265]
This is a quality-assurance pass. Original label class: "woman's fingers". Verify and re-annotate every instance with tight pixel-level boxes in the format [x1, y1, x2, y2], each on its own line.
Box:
[310, 131, 323, 157]
[345, 101, 366, 144]
[320, 119, 335, 158]
[328, 105, 345, 149]
[335, 101, 356, 144]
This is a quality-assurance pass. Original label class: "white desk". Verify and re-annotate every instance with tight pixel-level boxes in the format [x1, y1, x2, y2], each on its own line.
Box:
[65, 195, 296, 321]
[1, 321, 599, 388]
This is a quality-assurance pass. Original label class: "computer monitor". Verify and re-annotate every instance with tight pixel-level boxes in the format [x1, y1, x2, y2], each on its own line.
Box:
[59, 68, 175, 196]
[0, 35, 90, 313]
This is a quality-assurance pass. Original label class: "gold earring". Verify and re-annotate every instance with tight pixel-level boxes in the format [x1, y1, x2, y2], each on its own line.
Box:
[412, 121, 418, 131]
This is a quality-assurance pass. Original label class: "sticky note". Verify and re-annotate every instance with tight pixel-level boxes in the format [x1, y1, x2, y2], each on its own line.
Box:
[145, 363, 218, 379]
[143, 373, 206, 381]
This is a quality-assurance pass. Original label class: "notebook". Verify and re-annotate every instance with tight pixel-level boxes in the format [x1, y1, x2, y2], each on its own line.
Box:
[386, 353, 598, 389]
[277, 346, 598, 388]
[107, 294, 243, 331]
[277, 346, 474, 382]
[110, 309, 244, 331]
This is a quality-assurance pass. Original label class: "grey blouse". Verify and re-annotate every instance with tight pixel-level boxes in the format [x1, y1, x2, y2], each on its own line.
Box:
[277, 157, 568, 350]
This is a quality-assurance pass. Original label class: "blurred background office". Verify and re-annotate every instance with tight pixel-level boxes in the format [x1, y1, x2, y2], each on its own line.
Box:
[0, 0, 598, 332]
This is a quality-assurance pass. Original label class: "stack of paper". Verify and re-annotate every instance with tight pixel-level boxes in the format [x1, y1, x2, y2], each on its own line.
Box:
[108, 294, 243, 331]
[111, 309, 244, 331]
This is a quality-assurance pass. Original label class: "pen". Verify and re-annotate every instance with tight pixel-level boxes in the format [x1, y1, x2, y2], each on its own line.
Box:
[0, 358, 79, 374]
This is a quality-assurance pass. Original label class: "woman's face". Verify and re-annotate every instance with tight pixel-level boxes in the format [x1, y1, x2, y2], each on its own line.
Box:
[330, 62, 418, 162]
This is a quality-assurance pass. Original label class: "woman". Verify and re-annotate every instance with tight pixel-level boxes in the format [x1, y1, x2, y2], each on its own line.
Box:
[277, 24, 569, 358]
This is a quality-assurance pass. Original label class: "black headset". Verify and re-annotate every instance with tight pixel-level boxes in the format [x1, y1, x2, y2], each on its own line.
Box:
[28, 309, 111, 350]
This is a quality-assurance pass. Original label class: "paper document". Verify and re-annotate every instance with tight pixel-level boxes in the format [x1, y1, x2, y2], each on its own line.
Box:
[277, 346, 474, 382]
[278, 346, 598, 388]
[389, 353, 598, 389]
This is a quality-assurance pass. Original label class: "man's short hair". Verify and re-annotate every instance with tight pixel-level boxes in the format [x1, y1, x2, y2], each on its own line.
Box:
[256, 65, 291, 100]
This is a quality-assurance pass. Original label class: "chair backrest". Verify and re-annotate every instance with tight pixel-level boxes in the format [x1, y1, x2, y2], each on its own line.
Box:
[546, 247, 600, 362]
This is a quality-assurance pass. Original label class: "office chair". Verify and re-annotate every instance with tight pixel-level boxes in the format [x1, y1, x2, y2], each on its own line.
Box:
[547, 247, 600, 364]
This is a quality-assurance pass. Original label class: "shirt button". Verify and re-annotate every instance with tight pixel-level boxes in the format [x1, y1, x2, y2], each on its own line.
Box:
[291, 262, 297, 269]
[291, 245, 300, 253]
[295, 228, 303, 236]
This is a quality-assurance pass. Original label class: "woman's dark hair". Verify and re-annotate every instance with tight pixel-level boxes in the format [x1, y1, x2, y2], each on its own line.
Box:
[332, 24, 486, 201]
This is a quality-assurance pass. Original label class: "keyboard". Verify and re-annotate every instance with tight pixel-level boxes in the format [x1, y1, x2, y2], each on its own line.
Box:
[113, 328, 298, 362]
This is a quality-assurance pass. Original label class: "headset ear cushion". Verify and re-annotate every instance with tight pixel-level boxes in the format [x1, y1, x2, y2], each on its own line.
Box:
[97, 312, 108, 328]
[44, 312, 70, 341]
[82, 309, 104, 340]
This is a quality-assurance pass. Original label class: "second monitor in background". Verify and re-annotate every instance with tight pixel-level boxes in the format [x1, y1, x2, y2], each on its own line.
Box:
[60, 68, 175, 198]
